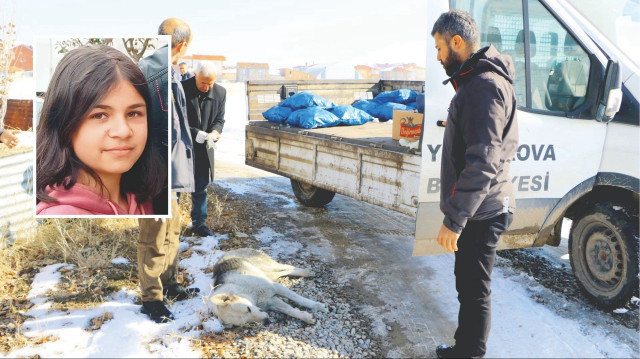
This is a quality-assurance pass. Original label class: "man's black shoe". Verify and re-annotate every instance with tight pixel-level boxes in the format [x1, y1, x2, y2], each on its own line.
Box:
[436, 345, 460, 358]
[163, 284, 201, 301]
[192, 225, 214, 237]
[141, 300, 175, 323]
[436, 344, 480, 359]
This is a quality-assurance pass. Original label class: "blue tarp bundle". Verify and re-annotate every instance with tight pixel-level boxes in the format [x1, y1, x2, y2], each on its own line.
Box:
[330, 105, 373, 126]
[368, 102, 410, 121]
[280, 91, 335, 110]
[286, 107, 341, 129]
[352, 100, 378, 114]
[262, 89, 419, 128]
[373, 89, 417, 104]
[262, 105, 293, 124]
[405, 101, 418, 110]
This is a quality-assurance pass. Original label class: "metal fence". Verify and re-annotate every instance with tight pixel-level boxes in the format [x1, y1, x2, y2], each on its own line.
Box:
[0, 149, 35, 247]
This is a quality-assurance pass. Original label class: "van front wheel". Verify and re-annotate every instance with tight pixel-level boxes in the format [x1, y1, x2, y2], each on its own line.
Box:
[290, 179, 336, 207]
[569, 203, 639, 309]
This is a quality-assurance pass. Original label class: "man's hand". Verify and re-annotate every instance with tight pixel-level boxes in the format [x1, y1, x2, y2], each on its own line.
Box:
[0, 130, 20, 148]
[209, 130, 221, 142]
[436, 224, 460, 252]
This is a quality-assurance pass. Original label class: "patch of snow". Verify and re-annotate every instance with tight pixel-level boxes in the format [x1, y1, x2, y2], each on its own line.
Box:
[179, 241, 190, 253]
[26, 263, 74, 305]
[265, 239, 303, 259]
[110, 257, 129, 265]
[202, 318, 225, 333]
[255, 227, 284, 244]
[613, 308, 629, 314]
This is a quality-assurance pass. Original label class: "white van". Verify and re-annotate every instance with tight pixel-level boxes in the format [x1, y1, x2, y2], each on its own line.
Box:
[244, 0, 638, 308]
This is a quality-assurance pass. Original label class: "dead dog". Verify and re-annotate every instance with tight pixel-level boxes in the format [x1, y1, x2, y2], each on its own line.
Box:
[209, 248, 328, 327]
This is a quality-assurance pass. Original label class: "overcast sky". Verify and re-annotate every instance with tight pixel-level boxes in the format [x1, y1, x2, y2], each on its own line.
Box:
[8, 0, 428, 69]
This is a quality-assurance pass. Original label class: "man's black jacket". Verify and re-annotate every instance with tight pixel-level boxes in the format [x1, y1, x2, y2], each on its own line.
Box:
[181, 76, 226, 174]
[440, 45, 519, 233]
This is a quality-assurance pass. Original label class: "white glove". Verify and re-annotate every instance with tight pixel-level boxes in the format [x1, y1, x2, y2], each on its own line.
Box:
[206, 132, 218, 150]
[195, 130, 208, 144]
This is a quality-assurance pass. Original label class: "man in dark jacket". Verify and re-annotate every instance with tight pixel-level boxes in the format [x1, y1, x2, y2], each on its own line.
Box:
[179, 61, 193, 81]
[182, 61, 226, 237]
[431, 10, 518, 359]
[137, 18, 199, 324]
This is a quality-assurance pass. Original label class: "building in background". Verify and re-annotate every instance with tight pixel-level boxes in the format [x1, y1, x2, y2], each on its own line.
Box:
[292, 63, 326, 79]
[354, 65, 380, 80]
[236, 62, 269, 81]
[377, 63, 425, 81]
[10, 45, 33, 75]
[6, 45, 34, 129]
[182, 54, 226, 77]
[355, 63, 425, 81]
[279, 68, 314, 80]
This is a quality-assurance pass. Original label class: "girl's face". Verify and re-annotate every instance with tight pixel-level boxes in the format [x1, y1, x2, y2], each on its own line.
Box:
[71, 79, 147, 181]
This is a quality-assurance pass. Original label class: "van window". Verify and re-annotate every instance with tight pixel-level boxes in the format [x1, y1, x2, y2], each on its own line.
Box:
[528, 0, 590, 112]
[452, 0, 591, 112]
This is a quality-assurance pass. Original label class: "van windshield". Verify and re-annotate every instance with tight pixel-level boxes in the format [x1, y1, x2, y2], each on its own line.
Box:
[566, 0, 640, 67]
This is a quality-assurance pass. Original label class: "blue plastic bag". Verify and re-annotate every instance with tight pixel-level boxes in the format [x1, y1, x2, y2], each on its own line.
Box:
[369, 102, 410, 121]
[286, 107, 341, 129]
[281, 91, 335, 110]
[262, 105, 293, 124]
[406, 101, 418, 110]
[352, 100, 378, 115]
[330, 105, 373, 126]
[373, 89, 417, 104]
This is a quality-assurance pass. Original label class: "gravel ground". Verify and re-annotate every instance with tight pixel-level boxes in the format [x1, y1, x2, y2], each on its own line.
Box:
[197, 252, 383, 358]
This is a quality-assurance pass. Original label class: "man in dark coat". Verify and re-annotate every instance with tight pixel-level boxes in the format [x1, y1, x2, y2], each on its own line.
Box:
[182, 61, 226, 237]
[137, 18, 199, 324]
[431, 10, 519, 359]
[179, 61, 193, 81]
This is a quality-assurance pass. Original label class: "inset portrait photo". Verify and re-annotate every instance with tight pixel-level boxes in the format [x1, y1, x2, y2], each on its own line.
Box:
[34, 37, 171, 217]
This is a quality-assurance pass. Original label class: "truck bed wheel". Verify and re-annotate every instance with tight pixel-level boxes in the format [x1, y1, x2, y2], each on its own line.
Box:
[569, 203, 639, 309]
[290, 179, 336, 207]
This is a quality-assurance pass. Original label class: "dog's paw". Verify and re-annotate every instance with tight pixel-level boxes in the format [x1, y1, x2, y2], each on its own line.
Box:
[296, 268, 313, 277]
[315, 303, 329, 313]
[301, 313, 316, 324]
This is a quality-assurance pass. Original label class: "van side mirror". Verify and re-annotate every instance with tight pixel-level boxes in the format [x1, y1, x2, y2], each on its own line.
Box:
[597, 59, 622, 122]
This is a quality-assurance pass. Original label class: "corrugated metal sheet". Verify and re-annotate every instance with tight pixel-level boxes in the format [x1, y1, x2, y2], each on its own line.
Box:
[0, 148, 35, 247]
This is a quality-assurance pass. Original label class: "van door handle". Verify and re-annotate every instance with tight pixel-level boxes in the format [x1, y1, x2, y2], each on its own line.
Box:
[436, 121, 446, 127]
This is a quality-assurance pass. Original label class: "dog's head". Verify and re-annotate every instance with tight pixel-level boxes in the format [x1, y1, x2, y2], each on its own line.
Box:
[209, 293, 269, 327]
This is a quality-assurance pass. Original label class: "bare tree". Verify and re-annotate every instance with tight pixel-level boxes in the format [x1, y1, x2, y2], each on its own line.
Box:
[55, 38, 114, 54]
[0, 19, 16, 126]
[55, 38, 155, 63]
[122, 38, 154, 62]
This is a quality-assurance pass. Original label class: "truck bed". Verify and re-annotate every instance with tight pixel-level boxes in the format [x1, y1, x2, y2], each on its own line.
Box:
[244, 79, 425, 216]
[245, 120, 422, 216]
[248, 120, 418, 155]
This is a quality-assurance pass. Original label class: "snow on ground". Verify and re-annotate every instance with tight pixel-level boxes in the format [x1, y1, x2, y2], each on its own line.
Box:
[10, 224, 637, 357]
[4, 235, 227, 358]
[110, 257, 129, 265]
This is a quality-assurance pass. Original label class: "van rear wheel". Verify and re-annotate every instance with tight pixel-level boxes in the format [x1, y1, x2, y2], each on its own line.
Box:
[569, 203, 639, 309]
[290, 179, 336, 207]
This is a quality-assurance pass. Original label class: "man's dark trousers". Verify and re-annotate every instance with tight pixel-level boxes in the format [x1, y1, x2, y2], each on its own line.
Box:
[453, 212, 513, 358]
[190, 160, 209, 229]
